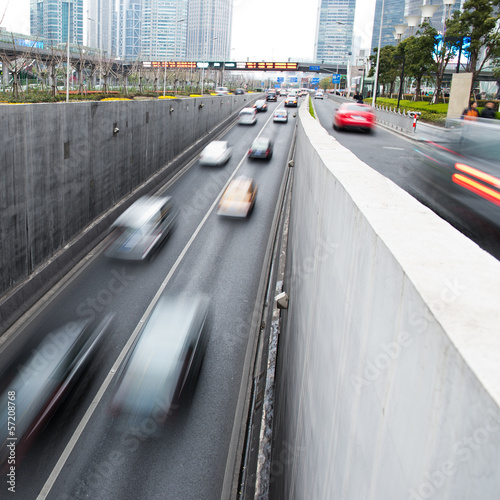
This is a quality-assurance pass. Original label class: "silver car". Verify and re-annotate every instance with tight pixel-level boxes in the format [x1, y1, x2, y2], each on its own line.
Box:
[105, 196, 178, 260]
[199, 141, 232, 166]
[110, 295, 209, 421]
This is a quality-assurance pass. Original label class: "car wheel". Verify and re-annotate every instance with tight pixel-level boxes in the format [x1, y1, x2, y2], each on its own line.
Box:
[333, 123, 338, 131]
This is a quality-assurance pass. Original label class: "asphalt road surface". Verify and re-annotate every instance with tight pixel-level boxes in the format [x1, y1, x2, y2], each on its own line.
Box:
[0, 95, 296, 500]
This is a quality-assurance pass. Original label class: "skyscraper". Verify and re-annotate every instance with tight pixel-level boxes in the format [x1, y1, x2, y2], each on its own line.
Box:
[186, 0, 233, 60]
[30, 0, 84, 45]
[87, 0, 116, 57]
[116, 0, 188, 61]
[314, 0, 356, 66]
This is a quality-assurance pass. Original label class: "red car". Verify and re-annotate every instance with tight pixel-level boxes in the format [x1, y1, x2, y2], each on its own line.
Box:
[333, 103, 376, 133]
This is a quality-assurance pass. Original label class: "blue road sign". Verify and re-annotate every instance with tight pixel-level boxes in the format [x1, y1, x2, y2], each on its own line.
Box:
[277, 77, 284, 82]
[290, 77, 298, 82]
[332, 74, 341, 84]
[309, 65, 320, 71]
[311, 78, 320, 84]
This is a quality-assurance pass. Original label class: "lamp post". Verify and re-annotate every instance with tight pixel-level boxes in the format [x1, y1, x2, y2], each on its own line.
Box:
[66, 0, 72, 102]
[163, 18, 185, 96]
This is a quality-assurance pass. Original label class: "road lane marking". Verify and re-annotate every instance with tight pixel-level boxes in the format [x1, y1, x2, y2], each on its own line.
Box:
[36, 105, 278, 500]
[383, 146, 405, 150]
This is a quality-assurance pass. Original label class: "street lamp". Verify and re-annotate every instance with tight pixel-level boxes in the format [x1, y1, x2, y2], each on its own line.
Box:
[163, 18, 186, 96]
[201, 36, 218, 95]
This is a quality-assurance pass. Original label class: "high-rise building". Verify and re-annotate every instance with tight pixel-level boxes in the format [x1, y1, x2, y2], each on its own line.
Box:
[30, 0, 84, 45]
[314, 0, 356, 66]
[186, 0, 233, 60]
[87, 0, 116, 57]
[116, 0, 188, 61]
[370, 0, 462, 51]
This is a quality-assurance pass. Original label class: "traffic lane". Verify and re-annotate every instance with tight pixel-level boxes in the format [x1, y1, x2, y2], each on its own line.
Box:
[1, 101, 293, 499]
[45, 115, 292, 500]
[314, 97, 427, 196]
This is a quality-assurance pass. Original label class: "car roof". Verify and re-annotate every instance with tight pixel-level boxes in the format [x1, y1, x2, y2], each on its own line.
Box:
[113, 196, 171, 228]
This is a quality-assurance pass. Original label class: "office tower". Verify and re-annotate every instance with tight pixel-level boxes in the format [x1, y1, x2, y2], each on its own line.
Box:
[186, 0, 233, 60]
[116, 0, 188, 61]
[87, 0, 116, 57]
[314, 0, 356, 66]
[30, 0, 84, 45]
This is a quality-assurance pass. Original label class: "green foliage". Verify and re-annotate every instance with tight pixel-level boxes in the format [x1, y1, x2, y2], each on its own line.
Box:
[309, 97, 316, 119]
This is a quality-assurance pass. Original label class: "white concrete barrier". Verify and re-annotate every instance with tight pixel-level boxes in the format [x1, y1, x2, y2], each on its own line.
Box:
[272, 95, 500, 500]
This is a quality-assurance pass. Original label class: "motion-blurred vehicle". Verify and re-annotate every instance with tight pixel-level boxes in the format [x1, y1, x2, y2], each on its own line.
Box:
[217, 176, 258, 218]
[254, 99, 268, 112]
[299, 89, 308, 97]
[413, 118, 500, 230]
[0, 314, 113, 468]
[273, 109, 288, 123]
[110, 295, 209, 421]
[248, 137, 273, 160]
[280, 89, 288, 97]
[235, 88, 245, 95]
[266, 91, 277, 102]
[285, 94, 298, 107]
[238, 107, 258, 125]
[199, 140, 232, 166]
[314, 90, 324, 99]
[105, 196, 178, 260]
[333, 103, 376, 133]
[215, 86, 229, 95]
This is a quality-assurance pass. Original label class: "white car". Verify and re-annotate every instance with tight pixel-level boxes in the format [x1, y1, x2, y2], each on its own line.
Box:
[273, 109, 288, 123]
[199, 141, 232, 166]
[314, 91, 324, 99]
[215, 86, 229, 95]
[238, 107, 258, 125]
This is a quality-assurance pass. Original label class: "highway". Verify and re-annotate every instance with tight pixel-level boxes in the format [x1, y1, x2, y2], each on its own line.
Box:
[313, 96, 500, 259]
[0, 96, 295, 499]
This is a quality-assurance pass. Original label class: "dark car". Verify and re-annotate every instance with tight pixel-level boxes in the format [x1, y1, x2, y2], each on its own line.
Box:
[254, 99, 268, 112]
[266, 91, 277, 102]
[235, 88, 245, 95]
[105, 196, 178, 261]
[413, 118, 500, 230]
[333, 103, 376, 133]
[248, 137, 273, 160]
[110, 295, 209, 423]
[0, 314, 113, 469]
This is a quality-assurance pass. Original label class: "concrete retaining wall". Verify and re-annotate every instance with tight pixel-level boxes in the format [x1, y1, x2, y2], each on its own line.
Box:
[0, 94, 256, 329]
[271, 99, 500, 499]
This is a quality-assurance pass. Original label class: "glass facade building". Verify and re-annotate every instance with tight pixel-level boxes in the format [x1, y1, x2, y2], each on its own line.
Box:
[87, 0, 116, 57]
[30, 0, 84, 45]
[314, 0, 356, 66]
[186, 0, 232, 61]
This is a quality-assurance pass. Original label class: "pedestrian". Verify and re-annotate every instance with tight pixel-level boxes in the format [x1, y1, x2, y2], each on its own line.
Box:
[480, 101, 497, 119]
[461, 101, 479, 121]
[353, 91, 363, 104]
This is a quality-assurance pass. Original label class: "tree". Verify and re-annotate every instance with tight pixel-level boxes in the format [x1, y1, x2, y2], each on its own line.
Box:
[455, 0, 500, 94]
[398, 24, 437, 100]
[368, 45, 399, 95]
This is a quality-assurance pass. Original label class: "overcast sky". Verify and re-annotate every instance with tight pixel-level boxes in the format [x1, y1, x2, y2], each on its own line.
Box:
[0, 0, 375, 61]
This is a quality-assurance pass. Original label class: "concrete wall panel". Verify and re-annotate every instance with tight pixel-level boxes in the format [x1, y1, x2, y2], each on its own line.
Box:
[272, 100, 500, 500]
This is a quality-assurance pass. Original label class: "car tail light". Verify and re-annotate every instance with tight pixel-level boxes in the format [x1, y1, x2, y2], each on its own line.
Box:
[452, 163, 500, 206]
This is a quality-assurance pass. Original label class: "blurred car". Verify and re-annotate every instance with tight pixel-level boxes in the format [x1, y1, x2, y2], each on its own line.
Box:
[199, 140, 232, 166]
[273, 109, 288, 123]
[105, 196, 178, 260]
[333, 103, 376, 133]
[215, 86, 229, 95]
[253, 99, 268, 112]
[110, 295, 209, 421]
[300, 89, 308, 97]
[285, 94, 298, 107]
[0, 314, 113, 469]
[413, 118, 500, 230]
[266, 91, 277, 102]
[248, 137, 273, 160]
[217, 176, 258, 218]
[314, 90, 324, 99]
[235, 88, 245, 95]
[280, 89, 288, 97]
[238, 107, 258, 125]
